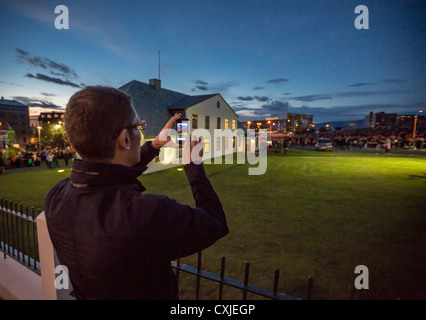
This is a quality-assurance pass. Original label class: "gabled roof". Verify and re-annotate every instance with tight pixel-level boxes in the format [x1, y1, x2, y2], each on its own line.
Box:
[169, 94, 218, 111]
[119, 80, 189, 136]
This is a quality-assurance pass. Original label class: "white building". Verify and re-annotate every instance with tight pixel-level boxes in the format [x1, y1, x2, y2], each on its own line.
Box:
[119, 79, 245, 161]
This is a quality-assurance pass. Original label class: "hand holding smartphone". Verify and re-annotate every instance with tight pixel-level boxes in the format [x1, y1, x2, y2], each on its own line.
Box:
[176, 118, 190, 145]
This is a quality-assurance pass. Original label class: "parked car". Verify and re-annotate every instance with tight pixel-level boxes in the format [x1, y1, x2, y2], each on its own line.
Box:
[316, 138, 332, 151]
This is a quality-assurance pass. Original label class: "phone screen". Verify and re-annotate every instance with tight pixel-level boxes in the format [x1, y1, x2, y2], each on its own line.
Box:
[177, 120, 189, 144]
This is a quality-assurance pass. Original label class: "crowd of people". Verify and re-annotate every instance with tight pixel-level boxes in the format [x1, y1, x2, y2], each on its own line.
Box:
[290, 123, 426, 150]
[0, 146, 75, 170]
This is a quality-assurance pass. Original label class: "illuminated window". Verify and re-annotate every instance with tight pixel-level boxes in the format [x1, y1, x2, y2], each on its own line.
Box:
[204, 138, 210, 153]
[192, 114, 198, 129]
[225, 118, 229, 129]
[232, 119, 236, 130]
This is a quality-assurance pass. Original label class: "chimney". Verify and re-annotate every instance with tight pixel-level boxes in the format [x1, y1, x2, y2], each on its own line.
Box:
[149, 78, 161, 91]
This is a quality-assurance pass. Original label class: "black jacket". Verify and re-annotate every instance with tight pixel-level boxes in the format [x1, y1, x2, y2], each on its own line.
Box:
[44, 142, 228, 300]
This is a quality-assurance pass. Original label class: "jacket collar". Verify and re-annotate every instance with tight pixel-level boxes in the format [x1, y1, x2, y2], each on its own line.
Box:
[70, 159, 146, 192]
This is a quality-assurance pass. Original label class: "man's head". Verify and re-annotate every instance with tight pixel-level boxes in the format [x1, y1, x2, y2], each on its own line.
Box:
[65, 86, 142, 165]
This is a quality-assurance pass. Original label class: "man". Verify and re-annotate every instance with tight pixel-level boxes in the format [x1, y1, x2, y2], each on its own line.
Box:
[44, 86, 228, 300]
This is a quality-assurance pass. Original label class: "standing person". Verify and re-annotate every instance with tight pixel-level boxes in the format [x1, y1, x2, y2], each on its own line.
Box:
[385, 139, 391, 154]
[46, 151, 53, 168]
[63, 149, 69, 166]
[44, 86, 228, 300]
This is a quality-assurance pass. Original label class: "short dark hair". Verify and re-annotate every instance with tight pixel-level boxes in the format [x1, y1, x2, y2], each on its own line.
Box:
[65, 86, 135, 160]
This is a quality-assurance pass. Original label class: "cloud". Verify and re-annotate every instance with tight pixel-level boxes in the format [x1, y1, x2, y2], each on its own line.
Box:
[335, 89, 409, 98]
[0, 80, 24, 87]
[348, 82, 377, 87]
[191, 80, 238, 93]
[195, 85, 208, 91]
[40, 92, 57, 97]
[252, 86, 264, 90]
[382, 78, 404, 85]
[194, 80, 208, 85]
[26, 73, 82, 88]
[15, 48, 78, 79]
[266, 78, 289, 84]
[12, 96, 64, 110]
[292, 94, 334, 102]
[237, 96, 254, 101]
[258, 100, 290, 114]
[348, 78, 404, 88]
[291, 89, 409, 102]
[254, 96, 270, 102]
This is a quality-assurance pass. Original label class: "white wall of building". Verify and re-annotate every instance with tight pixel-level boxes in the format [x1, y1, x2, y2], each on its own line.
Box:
[184, 95, 244, 158]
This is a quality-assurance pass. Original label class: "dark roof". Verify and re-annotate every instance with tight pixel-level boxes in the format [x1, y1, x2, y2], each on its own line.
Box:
[119, 80, 219, 136]
[119, 80, 188, 136]
[0, 99, 28, 107]
[168, 94, 218, 111]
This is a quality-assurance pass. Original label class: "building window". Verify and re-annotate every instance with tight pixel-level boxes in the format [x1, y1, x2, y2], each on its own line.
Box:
[232, 119, 236, 130]
[192, 114, 198, 129]
[217, 101, 220, 109]
[225, 118, 229, 129]
[205, 116, 210, 129]
[204, 138, 210, 153]
[217, 117, 221, 129]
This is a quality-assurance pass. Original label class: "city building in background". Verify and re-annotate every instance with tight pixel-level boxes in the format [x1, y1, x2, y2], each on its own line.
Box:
[0, 96, 30, 147]
[241, 113, 314, 133]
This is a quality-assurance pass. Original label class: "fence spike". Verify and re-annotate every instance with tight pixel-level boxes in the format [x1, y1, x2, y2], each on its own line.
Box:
[306, 275, 314, 300]
[219, 256, 226, 300]
[243, 261, 250, 300]
[273, 268, 280, 297]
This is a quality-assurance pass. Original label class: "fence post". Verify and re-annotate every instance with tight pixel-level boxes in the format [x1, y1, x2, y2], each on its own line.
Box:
[36, 211, 57, 300]
[273, 268, 280, 297]
[195, 251, 202, 300]
[306, 275, 313, 300]
[218, 256, 226, 300]
[242, 261, 250, 300]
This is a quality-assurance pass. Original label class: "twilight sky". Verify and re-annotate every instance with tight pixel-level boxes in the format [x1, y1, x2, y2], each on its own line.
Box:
[0, 0, 425, 123]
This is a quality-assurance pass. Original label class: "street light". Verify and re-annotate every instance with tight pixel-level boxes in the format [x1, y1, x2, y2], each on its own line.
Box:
[413, 109, 423, 142]
[247, 121, 251, 129]
[37, 126, 42, 151]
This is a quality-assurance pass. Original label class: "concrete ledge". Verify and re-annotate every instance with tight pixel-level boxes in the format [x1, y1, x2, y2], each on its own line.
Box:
[0, 255, 42, 300]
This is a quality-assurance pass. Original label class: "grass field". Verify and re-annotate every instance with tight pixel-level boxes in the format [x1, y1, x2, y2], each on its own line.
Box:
[1, 150, 425, 299]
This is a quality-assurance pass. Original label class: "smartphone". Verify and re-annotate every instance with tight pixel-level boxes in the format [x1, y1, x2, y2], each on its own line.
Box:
[176, 118, 190, 145]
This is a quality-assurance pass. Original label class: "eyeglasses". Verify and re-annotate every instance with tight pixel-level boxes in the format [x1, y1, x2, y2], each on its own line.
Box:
[112, 123, 144, 139]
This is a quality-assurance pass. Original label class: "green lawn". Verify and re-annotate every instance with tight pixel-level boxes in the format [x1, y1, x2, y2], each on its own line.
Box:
[1, 151, 425, 299]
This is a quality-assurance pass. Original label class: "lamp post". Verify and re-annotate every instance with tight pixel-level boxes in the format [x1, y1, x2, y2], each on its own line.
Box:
[37, 126, 42, 151]
[413, 110, 423, 142]
[247, 121, 251, 130]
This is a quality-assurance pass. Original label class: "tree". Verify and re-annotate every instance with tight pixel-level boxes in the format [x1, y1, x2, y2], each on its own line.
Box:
[41, 123, 68, 149]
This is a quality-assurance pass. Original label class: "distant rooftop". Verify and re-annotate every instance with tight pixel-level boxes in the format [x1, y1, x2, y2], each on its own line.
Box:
[0, 97, 28, 107]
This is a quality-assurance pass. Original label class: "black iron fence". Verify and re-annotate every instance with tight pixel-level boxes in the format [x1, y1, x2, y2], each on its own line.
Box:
[0, 199, 41, 274]
[172, 252, 313, 300]
[0, 198, 312, 300]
